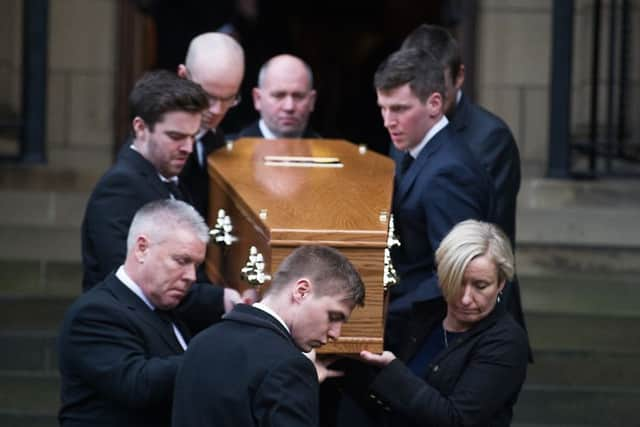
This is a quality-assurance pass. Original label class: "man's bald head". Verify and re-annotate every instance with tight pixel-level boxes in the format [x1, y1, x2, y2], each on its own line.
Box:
[178, 33, 245, 130]
[253, 54, 316, 138]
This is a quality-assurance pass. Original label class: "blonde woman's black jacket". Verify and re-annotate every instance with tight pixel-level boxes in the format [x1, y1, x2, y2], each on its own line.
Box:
[340, 298, 528, 427]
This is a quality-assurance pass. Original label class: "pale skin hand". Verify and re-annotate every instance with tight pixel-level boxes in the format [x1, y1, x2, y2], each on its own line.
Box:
[223, 288, 259, 313]
[358, 350, 397, 368]
[304, 350, 344, 383]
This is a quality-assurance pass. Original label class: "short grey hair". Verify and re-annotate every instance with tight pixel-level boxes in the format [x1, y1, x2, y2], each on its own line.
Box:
[435, 220, 514, 302]
[127, 199, 210, 252]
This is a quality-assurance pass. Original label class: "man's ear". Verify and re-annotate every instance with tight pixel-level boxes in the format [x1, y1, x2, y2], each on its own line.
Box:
[292, 278, 312, 303]
[177, 64, 188, 79]
[308, 89, 317, 112]
[252, 87, 262, 111]
[454, 64, 465, 90]
[427, 92, 444, 116]
[132, 117, 146, 139]
[134, 234, 151, 263]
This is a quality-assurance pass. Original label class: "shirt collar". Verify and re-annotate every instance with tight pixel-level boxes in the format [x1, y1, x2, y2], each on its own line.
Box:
[253, 302, 290, 333]
[116, 266, 155, 311]
[409, 115, 449, 159]
[258, 119, 278, 139]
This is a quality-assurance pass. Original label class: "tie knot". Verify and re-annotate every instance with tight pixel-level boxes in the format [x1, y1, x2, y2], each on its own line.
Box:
[400, 153, 414, 174]
[155, 309, 176, 325]
[164, 181, 184, 201]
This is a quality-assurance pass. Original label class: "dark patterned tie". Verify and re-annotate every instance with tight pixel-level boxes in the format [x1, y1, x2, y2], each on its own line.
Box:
[155, 309, 184, 348]
[164, 180, 184, 201]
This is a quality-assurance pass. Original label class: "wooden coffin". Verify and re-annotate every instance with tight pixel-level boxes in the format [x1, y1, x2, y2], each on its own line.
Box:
[205, 138, 394, 354]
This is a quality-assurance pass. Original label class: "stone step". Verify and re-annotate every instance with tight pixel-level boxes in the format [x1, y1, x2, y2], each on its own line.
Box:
[0, 297, 73, 332]
[526, 311, 640, 353]
[526, 350, 640, 388]
[517, 178, 640, 248]
[0, 331, 58, 372]
[513, 385, 640, 426]
[0, 165, 99, 192]
[0, 190, 88, 228]
[517, 244, 640, 276]
[0, 260, 81, 297]
[519, 273, 639, 318]
[0, 371, 59, 415]
[0, 225, 80, 262]
[0, 411, 58, 427]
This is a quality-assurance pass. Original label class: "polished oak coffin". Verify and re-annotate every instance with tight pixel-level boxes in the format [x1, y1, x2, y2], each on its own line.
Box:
[205, 138, 394, 353]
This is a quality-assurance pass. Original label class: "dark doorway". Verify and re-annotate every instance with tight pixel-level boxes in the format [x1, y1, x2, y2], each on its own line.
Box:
[118, 0, 474, 155]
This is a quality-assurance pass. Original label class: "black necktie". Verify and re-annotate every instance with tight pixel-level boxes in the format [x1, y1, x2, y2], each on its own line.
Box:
[164, 180, 184, 201]
[400, 152, 414, 174]
[156, 309, 184, 347]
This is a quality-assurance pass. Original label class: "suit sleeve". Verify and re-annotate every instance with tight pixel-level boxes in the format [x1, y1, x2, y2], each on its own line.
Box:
[481, 127, 521, 244]
[60, 301, 181, 408]
[252, 355, 319, 427]
[175, 282, 225, 335]
[368, 328, 528, 426]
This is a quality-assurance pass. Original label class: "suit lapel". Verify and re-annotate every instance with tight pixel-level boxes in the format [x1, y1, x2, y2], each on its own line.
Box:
[107, 275, 185, 353]
[120, 146, 172, 200]
[394, 130, 447, 204]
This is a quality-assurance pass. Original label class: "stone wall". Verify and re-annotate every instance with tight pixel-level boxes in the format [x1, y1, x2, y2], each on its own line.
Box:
[476, 0, 640, 178]
[476, 0, 552, 178]
[47, 0, 117, 172]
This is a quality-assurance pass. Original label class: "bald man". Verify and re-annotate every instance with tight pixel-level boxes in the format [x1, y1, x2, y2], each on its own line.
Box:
[178, 32, 245, 221]
[235, 54, 320, 139]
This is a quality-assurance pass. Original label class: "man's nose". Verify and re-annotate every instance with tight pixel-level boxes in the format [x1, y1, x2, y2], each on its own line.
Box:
[282, 95, 295, 110]
[327, 323, 342, 341]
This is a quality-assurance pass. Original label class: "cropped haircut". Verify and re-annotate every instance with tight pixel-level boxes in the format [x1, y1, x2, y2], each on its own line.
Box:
[127, 199, 210, 252]
[435, 220, 514, 303]
[128, 70, 208, 131]
[267, 245, 365, 307]
[401, 24, 463, 81]
[374, 47, 446, 104]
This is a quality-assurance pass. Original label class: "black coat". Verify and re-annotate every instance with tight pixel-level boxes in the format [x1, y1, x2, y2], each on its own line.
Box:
[179, 129, 227, 222]
[172, 304, 320, 427]
[340, 299, 528, 427]
[80, 144, 224, 332]
[58, 274, 224, 427]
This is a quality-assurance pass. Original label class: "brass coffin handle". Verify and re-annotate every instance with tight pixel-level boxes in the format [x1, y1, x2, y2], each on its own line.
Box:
[240, 246, 272, 288]
[209, 209, 238, 246]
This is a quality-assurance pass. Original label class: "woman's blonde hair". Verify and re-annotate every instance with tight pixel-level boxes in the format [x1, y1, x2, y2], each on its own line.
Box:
[435, 220, 514, 302]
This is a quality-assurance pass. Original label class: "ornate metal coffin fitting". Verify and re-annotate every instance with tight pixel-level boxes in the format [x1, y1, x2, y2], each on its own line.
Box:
[209, 209, 238, 246]
[240, 246, 272, 288]
[383, 214, 401, 291]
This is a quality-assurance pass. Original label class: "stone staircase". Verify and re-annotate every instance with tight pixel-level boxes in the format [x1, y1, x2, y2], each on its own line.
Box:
[0, 165, 95, 427]
[512, 179, 640, 427]
[0, 170, 639, 426]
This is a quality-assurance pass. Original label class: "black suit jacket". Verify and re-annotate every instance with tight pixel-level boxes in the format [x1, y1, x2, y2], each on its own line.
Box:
[80, 144, 224, 331]
[58, 273, 221, 427]
[449, 93, 521, 247]
[179, 130, 226, 222]
[231, 120, 321, 140]
[173, 304, 319, 427]
[82, 144, 196, 289]
[388, 125, 495, 315]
